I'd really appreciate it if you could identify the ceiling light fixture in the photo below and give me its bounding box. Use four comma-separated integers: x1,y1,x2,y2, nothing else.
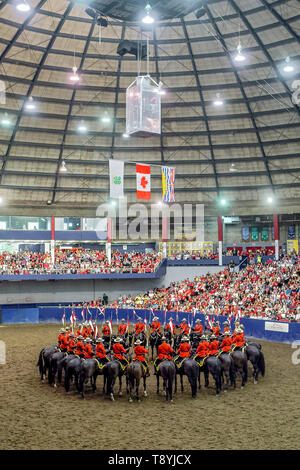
283,56,294,73
234,42,246,62
59,161,67,173
25,96,35,110
101,112,111,123
122,133,129,138
16,1,31,12
77,120,87,132
142,3,154,24
1,113,11,125
213,92,224,106
70,65,79,82
229,163,238,172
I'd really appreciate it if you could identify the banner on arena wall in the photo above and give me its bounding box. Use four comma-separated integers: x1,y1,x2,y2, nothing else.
261,227,269,241
136,164,151,200
287,240,298,254
109,159,124,198
162,166,175,202
288,225,296,240
242,226,250,241
265,322,289,333
251,227,259,241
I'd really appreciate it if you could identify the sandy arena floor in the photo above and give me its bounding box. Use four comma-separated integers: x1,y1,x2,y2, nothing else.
0,324,299,450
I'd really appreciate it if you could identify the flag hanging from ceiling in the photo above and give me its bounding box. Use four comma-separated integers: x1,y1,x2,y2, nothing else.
109,159,124,198
162,166,175,202
136,164,151,200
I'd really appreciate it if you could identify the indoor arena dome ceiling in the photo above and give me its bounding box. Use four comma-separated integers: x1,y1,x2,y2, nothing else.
0,0,299,216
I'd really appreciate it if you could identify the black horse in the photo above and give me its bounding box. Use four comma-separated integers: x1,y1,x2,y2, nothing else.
217,352,236,390
231,349,248,388
64,356,82,393
79,358,107,398
174,358,199,399
104,359,128,401
155,360,176,402
195,354,224,395
48,350,66,387
126,361,148,402
133,331,147,348
36,345,57,380
245,344,265,383
149,331,162,360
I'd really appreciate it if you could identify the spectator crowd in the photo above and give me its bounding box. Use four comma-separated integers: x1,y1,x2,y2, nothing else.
0,249,163,275
113,255,299,322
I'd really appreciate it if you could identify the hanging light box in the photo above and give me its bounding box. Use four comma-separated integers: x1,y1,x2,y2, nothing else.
126,75,161,137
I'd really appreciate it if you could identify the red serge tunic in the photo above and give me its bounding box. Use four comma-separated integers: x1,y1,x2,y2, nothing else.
135,322,145,334
134,345,149,362
96,343,107,359
112,343,127,360
177,342,191,358
196,341,210,357
157,343,173,360
118,324,127,336
220,336,232,352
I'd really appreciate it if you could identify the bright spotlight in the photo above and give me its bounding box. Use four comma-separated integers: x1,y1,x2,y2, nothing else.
16,1,31,12
70,66,80,82
234,43,246,62
1,113,11,126
77,120,87,132
25,97,35,110
283,57,294,73
122,133,129,138
142,3,154,24
213,93,224,106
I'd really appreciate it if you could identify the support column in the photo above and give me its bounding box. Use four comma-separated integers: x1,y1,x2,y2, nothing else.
106,217,112,264
273,214,279,260
218,216,223,266
162,217,167,258
51,216,55,266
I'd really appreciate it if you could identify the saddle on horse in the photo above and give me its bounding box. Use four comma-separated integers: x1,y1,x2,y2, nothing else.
174,356,189,369
95,357,109,370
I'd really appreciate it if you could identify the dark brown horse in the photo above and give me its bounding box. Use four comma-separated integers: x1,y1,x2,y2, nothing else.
155,360,176,402
126,361,148,402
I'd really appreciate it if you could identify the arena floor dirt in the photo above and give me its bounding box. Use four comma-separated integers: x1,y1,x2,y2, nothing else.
0,324,299,450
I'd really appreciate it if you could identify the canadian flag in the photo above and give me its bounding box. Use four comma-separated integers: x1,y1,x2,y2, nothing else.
136,164,151,200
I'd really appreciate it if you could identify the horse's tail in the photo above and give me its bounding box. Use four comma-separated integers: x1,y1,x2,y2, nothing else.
258,351,265,377
48,357,55,385
79,367,86,394
167,368,174,400
37,349,44,376
64,364,72,392
229,358,236,385
243,355,248,383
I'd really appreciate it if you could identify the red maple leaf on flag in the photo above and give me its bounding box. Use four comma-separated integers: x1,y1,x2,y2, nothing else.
140,176,148,189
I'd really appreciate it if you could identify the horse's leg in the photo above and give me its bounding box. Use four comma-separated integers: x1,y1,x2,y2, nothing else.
143,376,147,398
103,374,106,395
204,364,209,388
174,373,177,394
118,374,123,396
156,374,160,394
198,367,201,390
135,378,140,402
180,373,184,393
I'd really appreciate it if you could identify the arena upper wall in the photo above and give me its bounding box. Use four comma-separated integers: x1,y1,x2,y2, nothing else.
0,265,224,306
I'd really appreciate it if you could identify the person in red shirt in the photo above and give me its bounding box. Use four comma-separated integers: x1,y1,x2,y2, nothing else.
219,331,232,353
222,321,231,335
208,335,219,356
57,328,65,348
133,339,150,376
193,319,203,335
232,328,245,351
67,333,76,354
135,317,145,335
75,335,85,358
118,319,128,337
174,336,191,368
102,321,111,337
112,337,128,370
95,337,109,368
154,336,174,373
212,321,220,337
178,319,189,336
84,337,94,359
194,335,210,364
151,317,161,334
165,317,176,336
59,331,69,353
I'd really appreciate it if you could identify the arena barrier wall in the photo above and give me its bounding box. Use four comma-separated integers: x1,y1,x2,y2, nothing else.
1,307,299,343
